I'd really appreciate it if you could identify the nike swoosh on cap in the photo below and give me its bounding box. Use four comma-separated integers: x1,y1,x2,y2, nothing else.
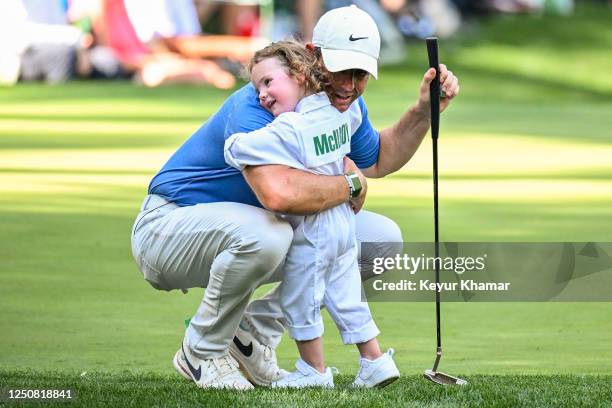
232,336,254,357
182,344,202,381
349,34,369,41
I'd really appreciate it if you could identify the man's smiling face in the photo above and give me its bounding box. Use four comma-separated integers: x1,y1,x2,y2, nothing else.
326,69,370,112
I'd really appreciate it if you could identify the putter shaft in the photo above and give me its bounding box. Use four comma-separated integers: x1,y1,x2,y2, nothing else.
423,37,467,386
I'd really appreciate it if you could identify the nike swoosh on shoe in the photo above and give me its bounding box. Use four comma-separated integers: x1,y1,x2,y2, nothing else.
182,344,202,381
232,336,253,357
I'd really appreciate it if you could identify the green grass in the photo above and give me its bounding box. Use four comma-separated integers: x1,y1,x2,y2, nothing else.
2,371,611,408
1,3,612,406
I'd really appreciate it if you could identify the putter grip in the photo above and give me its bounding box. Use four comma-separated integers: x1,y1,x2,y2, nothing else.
426,37,440,140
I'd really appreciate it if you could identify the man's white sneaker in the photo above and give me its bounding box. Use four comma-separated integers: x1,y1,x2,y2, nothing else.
173,349,192,381
271,359,337,388
352,348,400,388
229,320,289,386
173,341,254,390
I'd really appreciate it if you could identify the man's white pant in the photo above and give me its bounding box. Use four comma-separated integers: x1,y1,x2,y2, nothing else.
131,194,402,358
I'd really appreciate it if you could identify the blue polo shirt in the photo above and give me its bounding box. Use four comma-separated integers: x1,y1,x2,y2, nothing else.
148,84,380,207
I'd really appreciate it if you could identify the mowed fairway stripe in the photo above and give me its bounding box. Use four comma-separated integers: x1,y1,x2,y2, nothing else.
368,179,612,202
399,133,612,176
0,148,172,171
0,119,196,136
2,174,610,204
2,130,610,204
0,103,208,117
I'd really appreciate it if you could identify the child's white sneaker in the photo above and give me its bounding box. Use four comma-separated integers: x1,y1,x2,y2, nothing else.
352,348,400,388
271,359,337,388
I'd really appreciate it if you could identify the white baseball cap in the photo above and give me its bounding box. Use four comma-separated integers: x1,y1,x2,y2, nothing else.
312,5,381,79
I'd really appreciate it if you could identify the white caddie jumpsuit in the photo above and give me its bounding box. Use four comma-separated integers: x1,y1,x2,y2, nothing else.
224,92,380,344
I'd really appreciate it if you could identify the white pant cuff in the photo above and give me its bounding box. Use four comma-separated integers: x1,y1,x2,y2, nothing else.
287,320,324,341
340,321,380,345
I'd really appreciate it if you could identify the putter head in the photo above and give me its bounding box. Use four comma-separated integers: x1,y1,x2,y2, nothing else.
423,369,467,386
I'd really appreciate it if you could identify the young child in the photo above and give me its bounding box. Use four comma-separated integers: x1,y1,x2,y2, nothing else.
224,41,399,388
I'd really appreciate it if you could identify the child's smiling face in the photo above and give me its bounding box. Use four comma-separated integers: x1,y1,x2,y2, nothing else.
251,57,305,117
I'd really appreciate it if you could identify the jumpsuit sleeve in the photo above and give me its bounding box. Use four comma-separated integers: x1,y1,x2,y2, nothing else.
224,112,306,171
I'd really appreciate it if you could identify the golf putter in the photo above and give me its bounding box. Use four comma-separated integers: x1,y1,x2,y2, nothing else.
423,37,467,386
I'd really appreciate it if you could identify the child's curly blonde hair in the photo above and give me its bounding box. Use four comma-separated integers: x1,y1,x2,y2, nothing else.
248,41,330,94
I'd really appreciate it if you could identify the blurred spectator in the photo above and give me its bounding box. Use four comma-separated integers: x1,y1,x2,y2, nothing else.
457,0,574,16
448,0,490,16
419,0,462,37
380,0,461,39
123,0,268,63
124,0,201,43
194,1,260,36
386,0,576,41
71,0,237,88
68,0,126,79
0,1,30,85
0,0,83,85
270,0,322,42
